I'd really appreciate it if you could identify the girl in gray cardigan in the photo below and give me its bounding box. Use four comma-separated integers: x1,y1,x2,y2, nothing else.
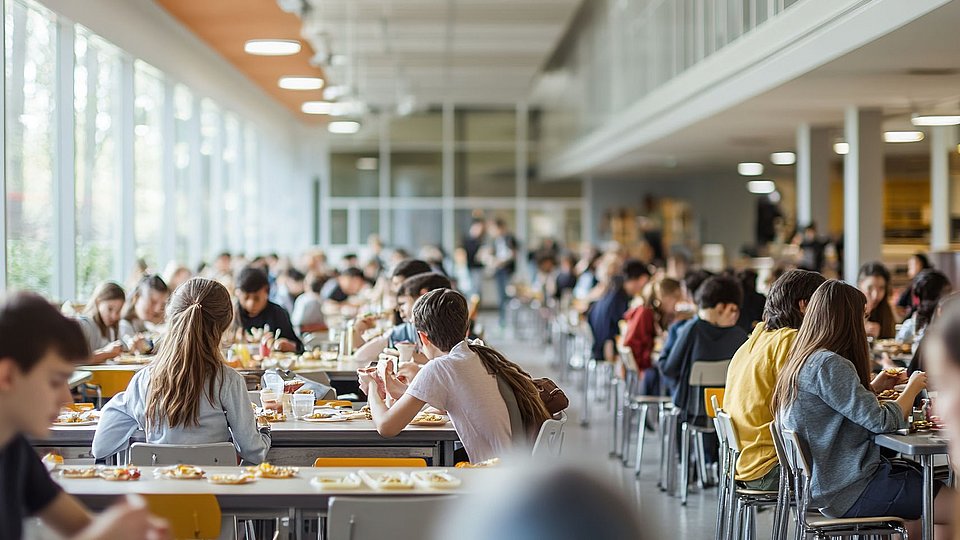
773,281,953,538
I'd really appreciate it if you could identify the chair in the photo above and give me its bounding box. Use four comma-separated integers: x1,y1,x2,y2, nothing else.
313,457,426,468
141,494,221,540
679,359,730,505
532,411,567,458
327,496,456,540
129,442,238,466
496,375,530,446
779,428,908,540
86,368,138,401
616,346,672,474
768,421,796,540
715,410,779,540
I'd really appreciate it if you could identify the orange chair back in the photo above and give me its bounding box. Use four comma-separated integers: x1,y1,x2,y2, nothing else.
704,388,725,418
313,457,427,468
141,494,221,539
87,369,138,398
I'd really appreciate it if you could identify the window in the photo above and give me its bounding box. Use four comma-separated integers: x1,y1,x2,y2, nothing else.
5,0,56,294
243,123,259,256
173,84,192,266
331,151,379,197
391,208,443,251
391,152,442,197
75,28,122,298
222,112,242,253
133,60,164,270
455,150,516,197
199,99,220,260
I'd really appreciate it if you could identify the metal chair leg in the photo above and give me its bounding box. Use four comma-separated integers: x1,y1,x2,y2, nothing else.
621,402,634,465
634,404,650,476
681,422,691,504
610,378,622,458
695,430,711,487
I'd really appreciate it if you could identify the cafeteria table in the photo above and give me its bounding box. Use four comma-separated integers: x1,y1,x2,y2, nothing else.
34,417,461,466
874,432,950,540
58,465,480,539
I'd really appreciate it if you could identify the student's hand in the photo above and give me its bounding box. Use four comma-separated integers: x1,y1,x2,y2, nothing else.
357,368,386,400
102,342,123,358
274,338,297,353
382,362,408,401
353,315,376,334
75,495,170,540
904,370,928,396
871,370,902,393
396,362,422,384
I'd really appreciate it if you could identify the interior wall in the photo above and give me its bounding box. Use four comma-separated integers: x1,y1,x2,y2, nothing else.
589,174,760,262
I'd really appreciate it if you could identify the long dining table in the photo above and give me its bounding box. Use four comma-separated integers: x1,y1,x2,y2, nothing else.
874,432,950,540
34,418,461,467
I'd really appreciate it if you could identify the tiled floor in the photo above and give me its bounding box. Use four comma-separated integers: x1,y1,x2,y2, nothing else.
484,320,776,540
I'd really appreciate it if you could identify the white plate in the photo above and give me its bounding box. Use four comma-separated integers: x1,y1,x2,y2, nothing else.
52,420,98,426
302,414,348,423
410,470,461,489
358,470,414,490
310,473,363,490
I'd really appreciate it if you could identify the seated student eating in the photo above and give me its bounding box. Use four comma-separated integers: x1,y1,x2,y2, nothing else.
234,266,302,353
75,282,127,364
0,292,168,540
359,288,549,462
93,278,271,464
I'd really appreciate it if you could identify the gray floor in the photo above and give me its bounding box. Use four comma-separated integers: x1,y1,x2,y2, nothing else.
484,319,777,540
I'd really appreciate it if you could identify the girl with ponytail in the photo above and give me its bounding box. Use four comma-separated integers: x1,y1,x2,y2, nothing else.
359,288,549,462
93,278,270,464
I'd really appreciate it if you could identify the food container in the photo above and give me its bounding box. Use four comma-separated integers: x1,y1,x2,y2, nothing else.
260,388,281,411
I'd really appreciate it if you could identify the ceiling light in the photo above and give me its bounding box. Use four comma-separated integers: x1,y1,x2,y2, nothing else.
737,162,764,176
770,152,796,166
328,121,360,134
834,142,849,155
278,77,324,90
244,39,301,56
747,180,776,194
323,85,348,100
301,101,335,115
884,131,925,143
356,157,378,170
301,101,361,116
911,114,960,126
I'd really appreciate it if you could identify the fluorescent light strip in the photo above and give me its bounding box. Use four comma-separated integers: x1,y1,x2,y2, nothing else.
747,180,776,194
737,162,764,176
884,131,925,143
244,39,301,56
279,77,324,90
912,114,960,127
770,152,796,166
328,121,360,134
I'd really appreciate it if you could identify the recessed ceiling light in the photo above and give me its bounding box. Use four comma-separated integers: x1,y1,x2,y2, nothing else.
301,101,359,116
770,152,796,166
747,180,776,194
302,101,335,115
737,162,764,176
244,39,301,56
911,114,960,126
834,142,850,155
278,77,324,90
884,131,925,143
328,121,360,134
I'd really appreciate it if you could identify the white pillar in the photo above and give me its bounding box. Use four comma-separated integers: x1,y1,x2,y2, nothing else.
118,55,136,283
54,19,76,301
795,124,831,232
930,125,956,252
843,107,884,284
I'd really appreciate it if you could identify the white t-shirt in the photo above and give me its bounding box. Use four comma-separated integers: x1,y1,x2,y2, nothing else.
405,341,512,462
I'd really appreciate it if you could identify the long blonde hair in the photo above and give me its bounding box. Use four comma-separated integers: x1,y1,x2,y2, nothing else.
145,277,233,430
771,280,872,415
83,282,125,339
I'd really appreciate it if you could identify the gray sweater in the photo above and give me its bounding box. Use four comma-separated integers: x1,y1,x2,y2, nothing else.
92,365,270,464
780,349,907,517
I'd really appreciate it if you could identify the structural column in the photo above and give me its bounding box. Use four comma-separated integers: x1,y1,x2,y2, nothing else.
843,107,884,283
930,125,956,252
795,124,831,232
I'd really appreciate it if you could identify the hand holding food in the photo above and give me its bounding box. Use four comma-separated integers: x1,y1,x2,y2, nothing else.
905,370,928,394
274,338,297,353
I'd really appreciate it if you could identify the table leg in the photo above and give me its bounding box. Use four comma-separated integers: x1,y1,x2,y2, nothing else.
441,441,455,467
921,454,934,540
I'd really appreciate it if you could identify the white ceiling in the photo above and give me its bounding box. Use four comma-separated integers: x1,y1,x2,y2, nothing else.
297,0,582,109
591,0,960,178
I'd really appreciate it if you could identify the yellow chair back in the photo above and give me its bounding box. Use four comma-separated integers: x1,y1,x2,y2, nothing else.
87,369,138,398
313,457,427,468
704,388,725,418
141,494,221,539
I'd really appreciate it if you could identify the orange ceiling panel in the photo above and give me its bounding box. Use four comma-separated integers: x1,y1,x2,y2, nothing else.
156,0,324,124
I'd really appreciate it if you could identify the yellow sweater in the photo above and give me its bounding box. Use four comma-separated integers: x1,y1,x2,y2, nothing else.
725,324,797,481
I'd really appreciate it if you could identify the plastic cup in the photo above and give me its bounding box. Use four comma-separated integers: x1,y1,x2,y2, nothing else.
292,392,315,419
260,388,281,411
396,342,416,364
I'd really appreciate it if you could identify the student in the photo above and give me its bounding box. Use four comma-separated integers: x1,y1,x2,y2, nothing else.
858,262,896,339
622,278,683,374
0,292,169,540
319,267,368,304
587,260,650,362
359,288,549,462
926,296,960,484
275,268,306,315
76,282,126,364
773,280,954,537
234,266,302,353
896,269,951,347
660,275,747,423
354,272,452,363
895,252,932,319
724,269,825,490
94,278,271,464
290,272,327,336
735,269,766,333
119,274,170,353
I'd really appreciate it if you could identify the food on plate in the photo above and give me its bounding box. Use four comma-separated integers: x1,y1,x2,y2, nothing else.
305,411,335,420
59,466,100,479
876,389,901,400
247,462,298,479
256,410,286,423
208,474,255,485
411,412,448,425
411,470,462,489
53,410,99,425
62,403,95,412
359,470,414,490
345,410,372,421
41,453,64,470
455,458,501,468
100,467,141,481
310,473,362,490
883,367,907,376
156,464,205,479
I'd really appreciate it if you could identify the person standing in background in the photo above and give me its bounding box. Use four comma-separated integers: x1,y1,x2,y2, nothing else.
462,219,486,302
488,218,517,328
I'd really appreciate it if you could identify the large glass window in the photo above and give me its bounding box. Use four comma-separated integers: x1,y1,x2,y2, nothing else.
222,112,242,253
173,84,192,266
5,0,56,294
391,208,443,251
75,29,121,298
243,123,259,256
454,150,516,197
455,109,516,143
133,60,164,270
389,110,443,146
200,99,220,260
331,151,379,197
391,152,442,197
